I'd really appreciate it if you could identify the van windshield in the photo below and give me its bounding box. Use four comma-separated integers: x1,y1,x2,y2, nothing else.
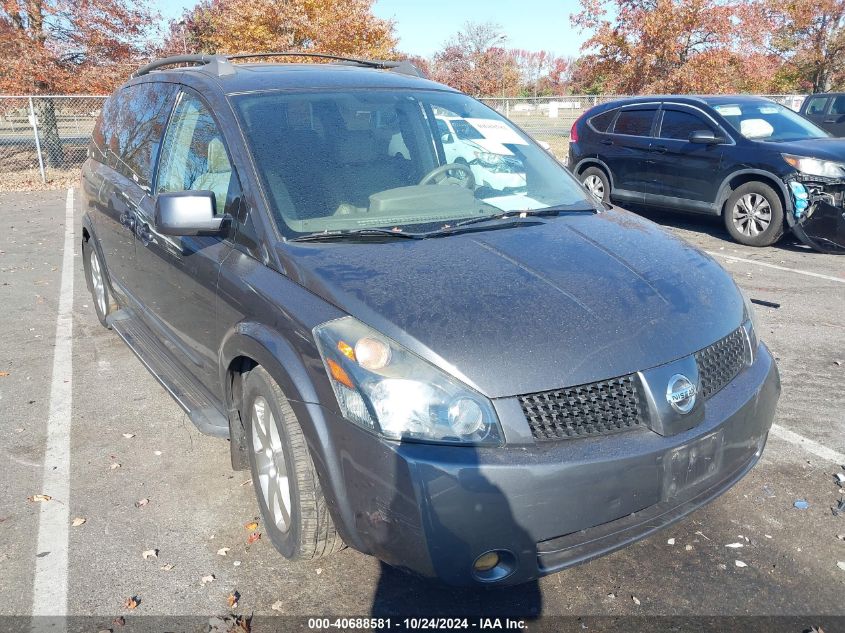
232,89,592,238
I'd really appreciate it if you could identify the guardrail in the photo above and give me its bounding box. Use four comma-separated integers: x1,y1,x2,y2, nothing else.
0,93,807,184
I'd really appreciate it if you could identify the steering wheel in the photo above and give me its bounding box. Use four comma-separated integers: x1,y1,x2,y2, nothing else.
418,162,475,189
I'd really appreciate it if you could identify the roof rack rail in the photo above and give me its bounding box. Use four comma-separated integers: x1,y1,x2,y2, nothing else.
130,54,236,79
131,51,425,79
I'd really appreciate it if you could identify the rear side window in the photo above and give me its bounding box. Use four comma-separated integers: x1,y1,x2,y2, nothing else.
659,109,713,140
613,109,656,136
589,110,616,132
93,82,178,190
805,96,829,115
831,96,845,115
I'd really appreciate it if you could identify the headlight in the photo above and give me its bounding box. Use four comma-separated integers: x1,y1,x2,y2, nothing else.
314,317,502,445
782,154,845,179
739,288,760,364
474,150,504,167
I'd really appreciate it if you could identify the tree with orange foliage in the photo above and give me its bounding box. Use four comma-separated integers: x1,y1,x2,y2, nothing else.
165,0,396,59
570,0,786,94
0,0,157,166
756,0,845,93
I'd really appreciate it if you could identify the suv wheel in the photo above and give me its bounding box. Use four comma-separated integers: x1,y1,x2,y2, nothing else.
83,238,113,328
724,182,784,247
580,167,610,203
243,366,344,560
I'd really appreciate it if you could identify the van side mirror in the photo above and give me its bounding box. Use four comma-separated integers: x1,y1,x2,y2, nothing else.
688,129,723,144
154,191,225,236
441,132,454,144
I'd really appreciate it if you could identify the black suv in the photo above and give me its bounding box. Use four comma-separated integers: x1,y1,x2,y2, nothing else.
81,55,780,586
569,95,845,253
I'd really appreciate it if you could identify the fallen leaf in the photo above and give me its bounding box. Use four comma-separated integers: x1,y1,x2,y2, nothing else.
725,543,744,549
666,538,675,545
153,450,162,456
837,534,845,541
233,560,241,567
202,574,216,584
27,494,51,502
837,561,845,572
246,532,261,545
71,517,86,527
122,596,139,610
316,568,322,575
109,463,121,470
684,544,693,551
244,521,258,531
227,591,240,608
271,600,284,612
0,371,9,377
160,563,175,571
217,547,230,556
113,615,125,627
122,433,135,439
735,560,747,568
141,549,158,560
632,595,640,605
135,498,149,508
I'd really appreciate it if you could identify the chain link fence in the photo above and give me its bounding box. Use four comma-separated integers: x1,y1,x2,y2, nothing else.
0,95,106,185
0,93,807,185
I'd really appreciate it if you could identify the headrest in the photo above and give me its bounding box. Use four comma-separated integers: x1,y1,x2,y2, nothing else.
740,118,774,139
335,131,380,165
207,138,230,173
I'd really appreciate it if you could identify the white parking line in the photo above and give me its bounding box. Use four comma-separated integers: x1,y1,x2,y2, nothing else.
770,424,845,466
706,251,845,284
31,188,74,624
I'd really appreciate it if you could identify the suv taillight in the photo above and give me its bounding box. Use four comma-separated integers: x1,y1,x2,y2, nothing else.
570,118,580,143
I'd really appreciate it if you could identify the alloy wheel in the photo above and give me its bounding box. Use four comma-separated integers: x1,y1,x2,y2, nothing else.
732,193,772,237
89,248,107,316
583,174,605,200
251,396,292,533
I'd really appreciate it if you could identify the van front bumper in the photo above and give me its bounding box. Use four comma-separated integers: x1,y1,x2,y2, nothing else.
294,343,780,586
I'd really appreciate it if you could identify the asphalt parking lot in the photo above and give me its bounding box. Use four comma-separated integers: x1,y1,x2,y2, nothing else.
1,189,844,631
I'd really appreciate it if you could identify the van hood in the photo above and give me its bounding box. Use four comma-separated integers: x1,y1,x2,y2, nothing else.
279,209,744,399
764,137,845,162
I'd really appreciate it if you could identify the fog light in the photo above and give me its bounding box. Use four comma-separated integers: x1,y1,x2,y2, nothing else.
473,551,500,572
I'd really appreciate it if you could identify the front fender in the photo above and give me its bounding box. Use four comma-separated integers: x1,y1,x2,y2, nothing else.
217,321,365,550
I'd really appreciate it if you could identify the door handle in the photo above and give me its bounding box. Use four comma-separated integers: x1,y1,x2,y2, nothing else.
824,118,837,123
650,145,668,154
119,212,136,231
600,139,613,145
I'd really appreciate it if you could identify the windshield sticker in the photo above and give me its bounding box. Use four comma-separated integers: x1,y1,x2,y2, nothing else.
464,118,529,145
482,194,547,211
759,106,779,114
713,105,742,116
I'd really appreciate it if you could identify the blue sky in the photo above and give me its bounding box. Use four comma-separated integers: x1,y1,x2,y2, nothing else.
153,0,588,58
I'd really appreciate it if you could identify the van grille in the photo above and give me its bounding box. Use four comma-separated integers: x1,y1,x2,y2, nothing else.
519,375,644,441
520,327,747,442
695,327,747,400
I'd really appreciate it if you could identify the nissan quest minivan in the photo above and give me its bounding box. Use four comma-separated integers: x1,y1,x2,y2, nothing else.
80,53,780,586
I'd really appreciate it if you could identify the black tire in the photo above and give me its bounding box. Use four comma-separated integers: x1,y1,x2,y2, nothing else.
243,366,344,560
82,238,114,329
580,166,610,203
723,182,785,247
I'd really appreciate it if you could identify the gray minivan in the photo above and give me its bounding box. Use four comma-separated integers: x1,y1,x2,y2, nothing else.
81,53,780,586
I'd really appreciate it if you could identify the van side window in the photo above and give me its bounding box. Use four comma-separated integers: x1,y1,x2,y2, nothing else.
613,109,656,136
93,83,177,189
156,91,242,217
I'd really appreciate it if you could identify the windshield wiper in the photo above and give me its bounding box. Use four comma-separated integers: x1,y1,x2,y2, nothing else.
290,228,423,242
426,204,597,236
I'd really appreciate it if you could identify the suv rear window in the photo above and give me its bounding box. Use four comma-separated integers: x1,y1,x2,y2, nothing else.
831,96,845,115
589,110,616,132
613,109,655,136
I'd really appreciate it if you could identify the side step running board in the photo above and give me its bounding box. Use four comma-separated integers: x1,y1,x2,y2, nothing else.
108,309,230,438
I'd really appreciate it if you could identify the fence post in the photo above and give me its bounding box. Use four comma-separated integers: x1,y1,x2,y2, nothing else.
28,96,46,184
